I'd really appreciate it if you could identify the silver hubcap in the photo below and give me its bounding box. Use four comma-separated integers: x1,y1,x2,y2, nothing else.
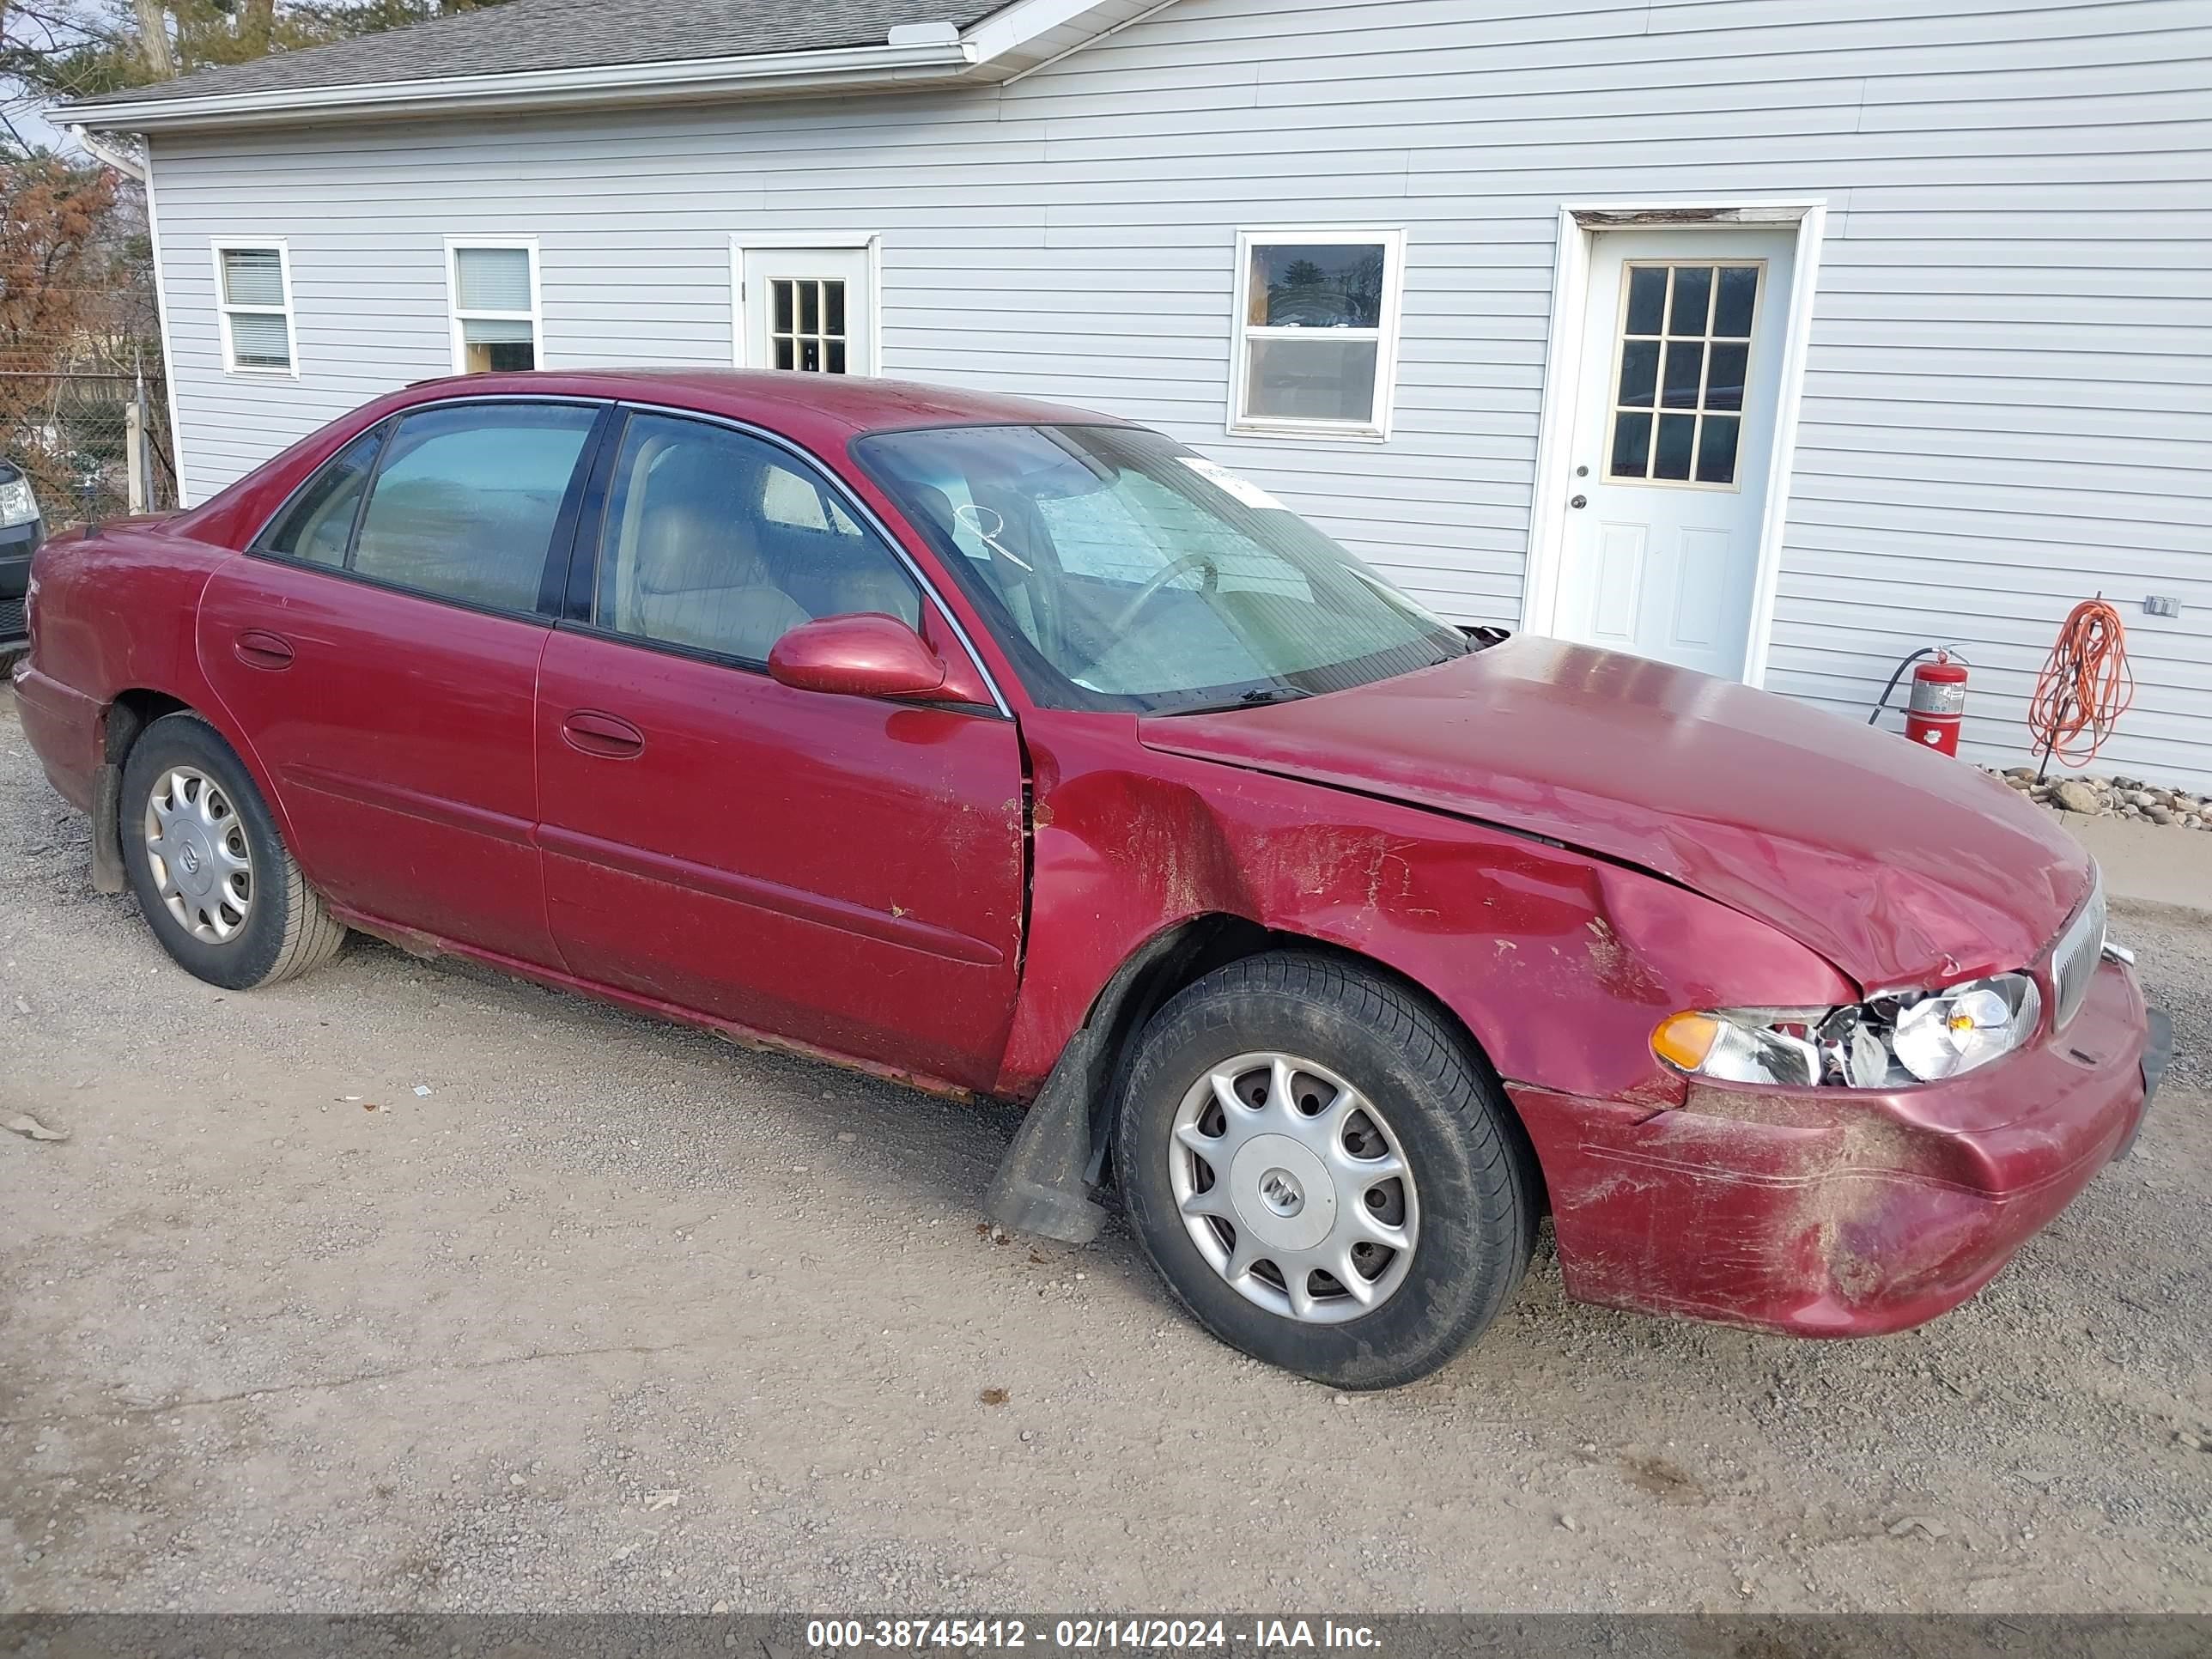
143,766,253,945
1169,1052,1419,1324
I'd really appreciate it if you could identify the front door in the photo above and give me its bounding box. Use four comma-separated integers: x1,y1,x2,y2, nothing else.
533,410,1023,1091
1553,228,1795,680
742,246,874,375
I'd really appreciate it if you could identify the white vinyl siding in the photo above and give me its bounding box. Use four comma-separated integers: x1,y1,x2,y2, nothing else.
148,0,2212,789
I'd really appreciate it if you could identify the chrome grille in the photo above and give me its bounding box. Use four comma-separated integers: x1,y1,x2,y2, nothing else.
2050,871,2106,1030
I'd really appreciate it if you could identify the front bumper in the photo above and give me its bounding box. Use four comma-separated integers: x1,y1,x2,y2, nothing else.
1510,956,2156,1337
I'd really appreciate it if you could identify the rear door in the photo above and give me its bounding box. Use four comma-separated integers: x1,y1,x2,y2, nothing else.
532,408,1024,1090
198,399,605,964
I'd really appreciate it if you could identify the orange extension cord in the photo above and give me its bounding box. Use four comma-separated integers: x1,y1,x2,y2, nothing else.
2027,598,2136,773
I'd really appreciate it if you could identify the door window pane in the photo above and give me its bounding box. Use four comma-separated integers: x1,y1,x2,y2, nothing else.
351,404,595,611
1624,266,1667,337
1696,416,1741,484
1609,411,1653,480
1705,342,1749,413
1604,261,1762,488
258,428,386,566
594,414,918,663
1713,267,1759,338
1661,340,1705,410
1616,338,1659,409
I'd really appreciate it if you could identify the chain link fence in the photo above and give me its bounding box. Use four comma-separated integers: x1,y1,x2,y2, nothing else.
0,352,176,530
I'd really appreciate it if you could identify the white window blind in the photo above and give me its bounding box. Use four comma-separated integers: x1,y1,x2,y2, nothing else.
220,247,285,307
454,246,532,313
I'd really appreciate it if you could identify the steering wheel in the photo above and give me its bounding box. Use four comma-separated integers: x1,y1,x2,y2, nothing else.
1106,551,1220,635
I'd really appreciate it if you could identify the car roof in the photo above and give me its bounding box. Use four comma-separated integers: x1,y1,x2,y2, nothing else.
402,368,1133,441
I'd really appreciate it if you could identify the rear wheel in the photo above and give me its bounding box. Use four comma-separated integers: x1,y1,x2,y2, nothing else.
1115,951,1536,1389
120,713,344,989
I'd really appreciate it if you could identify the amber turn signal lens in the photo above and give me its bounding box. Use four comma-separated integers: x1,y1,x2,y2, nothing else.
1651,1012,1723,1071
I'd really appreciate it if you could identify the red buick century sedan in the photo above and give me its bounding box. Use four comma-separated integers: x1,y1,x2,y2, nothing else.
15,371,2168,1389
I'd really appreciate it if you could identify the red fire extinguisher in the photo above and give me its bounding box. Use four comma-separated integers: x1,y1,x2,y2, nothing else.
1868,647,1971,756
1904,654,1970,756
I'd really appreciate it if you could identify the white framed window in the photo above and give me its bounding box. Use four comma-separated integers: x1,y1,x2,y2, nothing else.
212,240,296,376
445,238,542,374
1228,228,1407,441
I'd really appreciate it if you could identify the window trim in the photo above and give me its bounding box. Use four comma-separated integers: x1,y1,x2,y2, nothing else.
211,237,298,379
1227,226,1407,444
445,236,545,374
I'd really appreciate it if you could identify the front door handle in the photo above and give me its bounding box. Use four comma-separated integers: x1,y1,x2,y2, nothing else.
561,709,646,760
234,629,295,670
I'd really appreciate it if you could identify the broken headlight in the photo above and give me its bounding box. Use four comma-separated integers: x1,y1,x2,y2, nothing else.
1652,974,2042,1090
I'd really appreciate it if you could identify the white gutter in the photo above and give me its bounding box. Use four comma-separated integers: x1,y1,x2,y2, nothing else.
58,37,978,132
70,125,147,179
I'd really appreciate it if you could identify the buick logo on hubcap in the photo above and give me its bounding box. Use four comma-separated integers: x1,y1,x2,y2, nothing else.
178,843,201,875
1258,1169,1304,1218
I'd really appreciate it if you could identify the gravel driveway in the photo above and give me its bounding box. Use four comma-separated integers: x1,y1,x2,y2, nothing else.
3,681,2207,1614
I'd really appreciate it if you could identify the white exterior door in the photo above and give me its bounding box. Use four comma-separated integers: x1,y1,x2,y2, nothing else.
1553,228,1794,680
742,246,874,375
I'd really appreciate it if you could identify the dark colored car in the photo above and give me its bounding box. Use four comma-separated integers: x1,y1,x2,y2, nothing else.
12,371,2168,1389
0,459,43,645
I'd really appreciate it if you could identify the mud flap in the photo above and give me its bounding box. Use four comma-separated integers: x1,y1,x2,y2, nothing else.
89,761,125,894
982,1024,1110,1245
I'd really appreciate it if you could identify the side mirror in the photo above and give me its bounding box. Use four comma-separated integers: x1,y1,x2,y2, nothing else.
768,612,948,701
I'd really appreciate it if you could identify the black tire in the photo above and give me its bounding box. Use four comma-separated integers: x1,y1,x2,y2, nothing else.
119,711,344,990
1115,951,1536,1389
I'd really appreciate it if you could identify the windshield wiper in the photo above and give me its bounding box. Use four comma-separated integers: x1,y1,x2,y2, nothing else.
1237,685,1313,705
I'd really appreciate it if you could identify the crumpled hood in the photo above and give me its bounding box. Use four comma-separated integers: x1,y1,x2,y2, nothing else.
1140,635,2093,991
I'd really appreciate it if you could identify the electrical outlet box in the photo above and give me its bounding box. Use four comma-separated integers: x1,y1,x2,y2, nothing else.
2145,595,2182,618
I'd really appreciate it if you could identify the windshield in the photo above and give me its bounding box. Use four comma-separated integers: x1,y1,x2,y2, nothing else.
852,423,1469,714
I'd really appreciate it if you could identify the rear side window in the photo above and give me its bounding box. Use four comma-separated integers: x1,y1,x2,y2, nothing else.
349,404,597,611
257,427,386,566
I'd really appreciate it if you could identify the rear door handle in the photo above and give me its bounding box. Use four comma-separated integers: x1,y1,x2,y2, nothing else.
234,629,295,670
561,709,646,759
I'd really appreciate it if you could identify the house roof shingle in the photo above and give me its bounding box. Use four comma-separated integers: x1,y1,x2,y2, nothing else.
64,0,1009,112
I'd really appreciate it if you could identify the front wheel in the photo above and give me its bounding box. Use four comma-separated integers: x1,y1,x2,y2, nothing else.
120,712,345,989
1115,951,1537,1389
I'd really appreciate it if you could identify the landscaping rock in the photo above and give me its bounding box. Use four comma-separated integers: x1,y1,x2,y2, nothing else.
2053,781,2104,815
